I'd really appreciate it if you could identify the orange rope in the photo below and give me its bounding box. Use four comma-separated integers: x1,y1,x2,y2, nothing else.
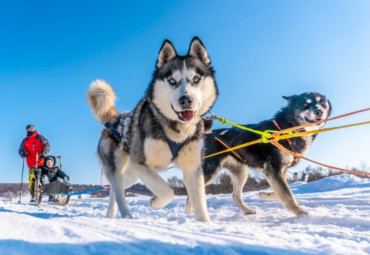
270,140,370,176
272,120,292,147
214,136,246,162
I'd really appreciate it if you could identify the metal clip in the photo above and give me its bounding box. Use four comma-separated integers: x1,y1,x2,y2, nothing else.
203,112,218,121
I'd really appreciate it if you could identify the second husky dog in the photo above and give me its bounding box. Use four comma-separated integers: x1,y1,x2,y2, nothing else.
186,92,331,217
88,37,218,222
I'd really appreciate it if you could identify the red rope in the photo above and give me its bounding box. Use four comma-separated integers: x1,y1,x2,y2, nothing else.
100,169,110,189
273,107,370,137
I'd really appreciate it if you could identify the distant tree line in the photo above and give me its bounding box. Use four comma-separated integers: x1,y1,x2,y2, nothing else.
0,183,152,200
69,184,152,198
1,164,368,199
167,173,270,196
167,164,370,195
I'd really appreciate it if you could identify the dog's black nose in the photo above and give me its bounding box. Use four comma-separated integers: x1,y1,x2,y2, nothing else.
179,96,192,109
314,109,323,117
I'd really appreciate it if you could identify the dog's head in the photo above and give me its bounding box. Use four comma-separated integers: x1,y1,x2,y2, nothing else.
148,37,218,124
283,92,332,129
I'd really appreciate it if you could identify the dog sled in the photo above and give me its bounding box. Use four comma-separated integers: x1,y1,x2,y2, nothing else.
33,155,72,206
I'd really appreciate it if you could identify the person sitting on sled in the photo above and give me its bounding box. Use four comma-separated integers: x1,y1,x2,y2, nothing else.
40,156,71,186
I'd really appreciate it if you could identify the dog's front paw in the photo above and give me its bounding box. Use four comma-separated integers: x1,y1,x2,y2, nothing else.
294,207,308,217
258,191,278,200
242,207,257,215
150,191,175,209
150,196,159,208
195,214,211,222
106,210,116,219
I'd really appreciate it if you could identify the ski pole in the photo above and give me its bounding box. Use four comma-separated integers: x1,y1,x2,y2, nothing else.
18,158,25,203
35,153,39,169
59,155,63,171
34,153,40,202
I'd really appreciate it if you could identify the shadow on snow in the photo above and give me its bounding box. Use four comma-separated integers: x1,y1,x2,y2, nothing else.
0,239,316,255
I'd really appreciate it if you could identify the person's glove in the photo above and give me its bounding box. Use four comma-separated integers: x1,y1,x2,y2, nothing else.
47,169,57,180
20,151,28,158
39,153,46,158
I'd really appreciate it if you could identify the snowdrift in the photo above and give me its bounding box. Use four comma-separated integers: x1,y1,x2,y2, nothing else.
0,174,369,255
290,174,370,194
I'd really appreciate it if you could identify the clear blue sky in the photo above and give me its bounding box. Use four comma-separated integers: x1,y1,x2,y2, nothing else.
1,1,369,184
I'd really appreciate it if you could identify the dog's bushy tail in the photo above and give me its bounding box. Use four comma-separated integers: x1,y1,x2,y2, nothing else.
87,79,119,124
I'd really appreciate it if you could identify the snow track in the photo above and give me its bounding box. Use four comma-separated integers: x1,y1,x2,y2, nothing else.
1,174,369,255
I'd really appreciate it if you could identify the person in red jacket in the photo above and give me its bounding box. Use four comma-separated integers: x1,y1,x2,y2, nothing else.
18,124,50,202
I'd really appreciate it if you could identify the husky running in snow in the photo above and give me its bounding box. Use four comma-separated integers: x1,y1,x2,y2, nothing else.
88,37,218,222
186,92,331,217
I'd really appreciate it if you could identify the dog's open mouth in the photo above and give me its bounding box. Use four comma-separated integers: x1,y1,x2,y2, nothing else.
179,110,195,121
305,117,321,123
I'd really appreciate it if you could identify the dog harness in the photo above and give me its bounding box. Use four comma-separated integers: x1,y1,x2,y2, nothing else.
104,121,123,141
214,134,246,162
105,115,185,161
104,112,132,150
213,129,247,163
164,136,186,161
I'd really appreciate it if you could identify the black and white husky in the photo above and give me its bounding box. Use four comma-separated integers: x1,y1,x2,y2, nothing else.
87,37,218,222
186,92,331,217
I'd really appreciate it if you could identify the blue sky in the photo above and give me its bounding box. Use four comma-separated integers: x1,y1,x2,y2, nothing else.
1,1,369,184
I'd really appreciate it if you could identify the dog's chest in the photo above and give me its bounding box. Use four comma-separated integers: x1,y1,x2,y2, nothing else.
296,133,314,155
283,135,313,166
143,138,173,170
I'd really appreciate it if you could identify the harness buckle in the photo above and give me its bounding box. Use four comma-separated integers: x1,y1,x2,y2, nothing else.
204,112,218,121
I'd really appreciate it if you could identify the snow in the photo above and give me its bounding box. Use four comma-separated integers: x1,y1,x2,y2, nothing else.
1,174,369,255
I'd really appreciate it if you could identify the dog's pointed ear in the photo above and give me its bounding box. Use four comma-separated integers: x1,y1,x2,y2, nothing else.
157,39,177,68
327,100,332,117
188,36,211,65
282,95,297,103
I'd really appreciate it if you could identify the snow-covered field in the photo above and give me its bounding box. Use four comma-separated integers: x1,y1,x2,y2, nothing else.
0,174,369,255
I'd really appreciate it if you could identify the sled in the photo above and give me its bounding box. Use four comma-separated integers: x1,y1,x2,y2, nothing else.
33,155,72,206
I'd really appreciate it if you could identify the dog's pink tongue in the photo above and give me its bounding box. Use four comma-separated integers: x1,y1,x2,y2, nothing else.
180,110,194,121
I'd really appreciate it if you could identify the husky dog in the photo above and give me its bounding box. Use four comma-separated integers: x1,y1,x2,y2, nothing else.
186,92,331,217
87,37,218,222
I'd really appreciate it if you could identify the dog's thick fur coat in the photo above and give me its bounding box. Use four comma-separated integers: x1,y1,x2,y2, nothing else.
88,37,218,222
186,92,331,217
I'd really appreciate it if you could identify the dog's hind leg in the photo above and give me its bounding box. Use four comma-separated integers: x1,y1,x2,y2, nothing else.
106,167,138,218
229,164,256,214
263,163,307,217
106,189,117,218
132,163,175,209
104,150,133,219
259,168,289,201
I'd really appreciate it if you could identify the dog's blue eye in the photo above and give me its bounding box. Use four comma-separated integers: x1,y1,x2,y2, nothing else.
193,76,200,84
168,78,176,85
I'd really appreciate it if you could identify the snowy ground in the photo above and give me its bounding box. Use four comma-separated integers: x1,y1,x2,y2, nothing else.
0,174,369,255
